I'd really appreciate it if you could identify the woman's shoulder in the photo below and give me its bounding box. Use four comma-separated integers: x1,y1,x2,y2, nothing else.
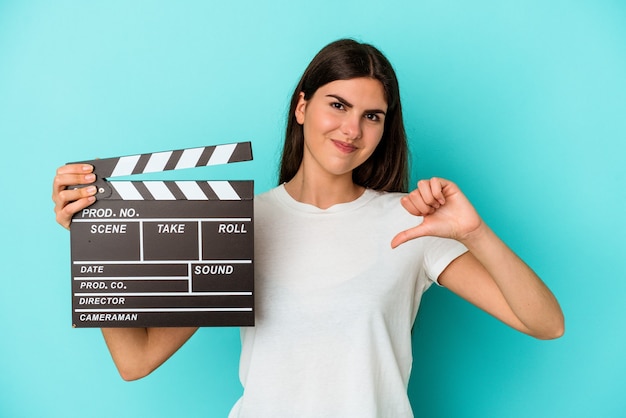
254,185,282,205
253,186,286,217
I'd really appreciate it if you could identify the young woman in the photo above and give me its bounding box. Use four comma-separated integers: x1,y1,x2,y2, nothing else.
52,39,564,417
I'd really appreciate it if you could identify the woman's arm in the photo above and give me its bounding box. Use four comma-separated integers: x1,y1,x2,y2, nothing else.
102,327,198,380
437,230,563,339
53,164,199,380
392,178,564,339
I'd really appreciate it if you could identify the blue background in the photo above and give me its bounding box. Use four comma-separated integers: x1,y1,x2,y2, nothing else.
1,1,625,417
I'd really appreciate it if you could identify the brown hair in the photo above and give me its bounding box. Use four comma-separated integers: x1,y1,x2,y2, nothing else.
278,39,409,192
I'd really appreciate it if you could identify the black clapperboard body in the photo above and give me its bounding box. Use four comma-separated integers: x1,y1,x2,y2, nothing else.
69,141,254,328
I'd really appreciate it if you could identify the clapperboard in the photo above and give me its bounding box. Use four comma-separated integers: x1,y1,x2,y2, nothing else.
69,141,254,328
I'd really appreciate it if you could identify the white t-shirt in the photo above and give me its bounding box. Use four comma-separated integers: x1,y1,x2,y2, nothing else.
229,185,467,418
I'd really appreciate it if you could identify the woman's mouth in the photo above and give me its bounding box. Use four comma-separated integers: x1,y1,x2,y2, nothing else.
331,140,357,153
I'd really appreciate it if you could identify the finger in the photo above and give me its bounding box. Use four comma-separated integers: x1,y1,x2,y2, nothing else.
416,179,440,209
54,188,96,222
429,177,446,205
52,174,96,204
403,189,436,216
52,171,96,199
391,224,430,249
400,195,421,216
54,164,94,186
53,170,96,189
57,163,93,174
401,195,433,217
55,195,96,229
54,185,97,208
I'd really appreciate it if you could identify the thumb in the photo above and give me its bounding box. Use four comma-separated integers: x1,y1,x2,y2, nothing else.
391,222,431,249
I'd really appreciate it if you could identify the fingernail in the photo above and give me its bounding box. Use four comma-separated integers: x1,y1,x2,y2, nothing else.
82,165,92,172
86,186,97,195
85,174,95,181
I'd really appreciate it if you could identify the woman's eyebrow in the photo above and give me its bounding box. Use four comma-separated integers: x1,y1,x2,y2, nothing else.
326,94,386,115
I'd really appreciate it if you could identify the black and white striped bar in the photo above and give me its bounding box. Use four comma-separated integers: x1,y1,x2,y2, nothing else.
73,141,252,180
107,180,252,201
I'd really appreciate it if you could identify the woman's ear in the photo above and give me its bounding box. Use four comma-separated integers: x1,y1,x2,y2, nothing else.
295,92,306,125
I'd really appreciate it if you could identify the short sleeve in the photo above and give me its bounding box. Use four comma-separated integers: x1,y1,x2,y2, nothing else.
422,236,468,286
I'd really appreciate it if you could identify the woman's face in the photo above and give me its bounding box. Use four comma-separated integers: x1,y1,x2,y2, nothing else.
295,77,387,181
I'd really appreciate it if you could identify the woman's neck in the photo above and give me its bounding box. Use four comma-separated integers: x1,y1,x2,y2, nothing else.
284,169,365,209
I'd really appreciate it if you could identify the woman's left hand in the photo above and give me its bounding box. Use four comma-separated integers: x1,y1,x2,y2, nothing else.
391,177,483,248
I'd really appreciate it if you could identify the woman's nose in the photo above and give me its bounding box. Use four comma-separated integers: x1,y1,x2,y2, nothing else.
341,114,362,140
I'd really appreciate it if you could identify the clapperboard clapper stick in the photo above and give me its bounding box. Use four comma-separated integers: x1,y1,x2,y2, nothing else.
68,141,254,328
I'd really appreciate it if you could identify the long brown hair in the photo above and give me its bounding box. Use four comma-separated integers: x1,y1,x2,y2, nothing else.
278,39,409,192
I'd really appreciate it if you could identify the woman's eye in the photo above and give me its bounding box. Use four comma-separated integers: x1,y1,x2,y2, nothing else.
365,113,380,122
331,102,345,110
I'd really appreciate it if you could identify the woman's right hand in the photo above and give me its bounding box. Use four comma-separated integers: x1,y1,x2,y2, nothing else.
52,163,98,229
